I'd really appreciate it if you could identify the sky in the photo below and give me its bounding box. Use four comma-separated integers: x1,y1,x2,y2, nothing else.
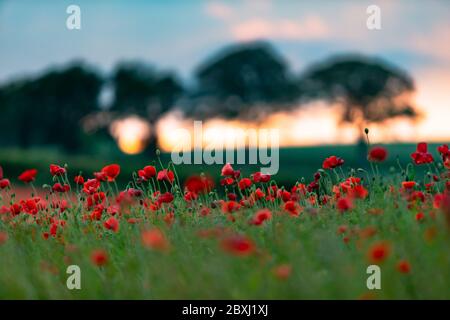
0,0,449,149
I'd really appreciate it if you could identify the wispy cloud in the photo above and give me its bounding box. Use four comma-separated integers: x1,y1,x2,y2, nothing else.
204,1,234,21
231,16,330,41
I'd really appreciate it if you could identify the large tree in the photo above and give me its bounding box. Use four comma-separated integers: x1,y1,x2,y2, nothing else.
111,62,183,119
298,54,417,140
190,42,298,121
111,62,184,151
0,64,102,151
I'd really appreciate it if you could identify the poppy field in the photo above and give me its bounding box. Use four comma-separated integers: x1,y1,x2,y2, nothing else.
0,142,450,299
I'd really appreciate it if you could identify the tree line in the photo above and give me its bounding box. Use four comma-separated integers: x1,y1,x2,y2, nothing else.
0,41,417,153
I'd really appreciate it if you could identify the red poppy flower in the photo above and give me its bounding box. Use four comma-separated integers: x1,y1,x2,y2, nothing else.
251,209,272,225
322,156,344,169
185,175,214,194
52,183,70,193
368,241,391,264
411,142,434,165
93,171,107,181
220,177,234,186
221,163,235,176
138,165,156,181
83,179,101,195
349,185,368,199
272,264,292,280
49,164,66,176
9,203,21,216
221,234,255,257
368,146,388,162
337,197,353,212
157,192,174,204
0,231,8,245
415,212,425,221
0,178,10,189
221,200,241,213
141,228,170,251
104,217,119,232
157,169,175,184
74,175,85,185
238,178,252,190
402,181,416,190
283,200,302,216
396,260,411,274
91,249,108,266
101,164,120,182
252,172,270,183
21,198,39,215
437,144,449,161
18,169,37,183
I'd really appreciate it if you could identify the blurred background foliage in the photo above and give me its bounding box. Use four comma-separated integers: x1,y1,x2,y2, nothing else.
0,41,434,186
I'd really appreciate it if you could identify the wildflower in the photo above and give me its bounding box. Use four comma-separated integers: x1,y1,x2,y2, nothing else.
251,209,272,226
52,183,70,193
74,175,85,185
337,197,353,212
220,177,234,186
221,163,235,176
221,200,241,214
49,164,66,176
402,181,416,190
437,144,449,161
138,165,156,181
0,231,8,245
185,175,214,194
415,212,425,222
322,156,344,169
252,172,270,183
91,249,108,266
283,201,302,216
220,234,255,256
101,164,120,182
18,169,37,183
104,217,119,232
83,179,101,195
200,207,211,216
368,146,388,162
411,142,434,165
141,228,170,251
272,264,292,280
157,192,174,204
0,178,10,189
396,260,411,274
157,169,175,184
368,241,391,264
94,171,108,181
238,178,252,190
10,203,21,216
348,185,368,199
21,198,39,215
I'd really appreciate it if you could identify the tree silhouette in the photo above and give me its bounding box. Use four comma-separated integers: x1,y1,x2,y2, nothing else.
0,63,102,151
298,54,417,140
111,61,184,151
112,62,183,118
190,42,298,121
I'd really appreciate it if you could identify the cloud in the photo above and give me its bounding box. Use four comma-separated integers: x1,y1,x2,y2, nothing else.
410,23,450,63
231,16,330,41
205,1,234,21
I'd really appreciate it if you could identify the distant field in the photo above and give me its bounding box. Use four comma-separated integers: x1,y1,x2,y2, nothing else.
0,143,447,188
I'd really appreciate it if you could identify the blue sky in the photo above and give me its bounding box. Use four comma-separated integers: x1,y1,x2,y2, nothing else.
0,0,449,82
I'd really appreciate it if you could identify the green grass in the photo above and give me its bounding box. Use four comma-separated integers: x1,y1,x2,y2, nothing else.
0,144,449,299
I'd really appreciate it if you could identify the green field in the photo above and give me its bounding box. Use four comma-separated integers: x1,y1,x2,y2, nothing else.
0,143,449,299
0,143,446,187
